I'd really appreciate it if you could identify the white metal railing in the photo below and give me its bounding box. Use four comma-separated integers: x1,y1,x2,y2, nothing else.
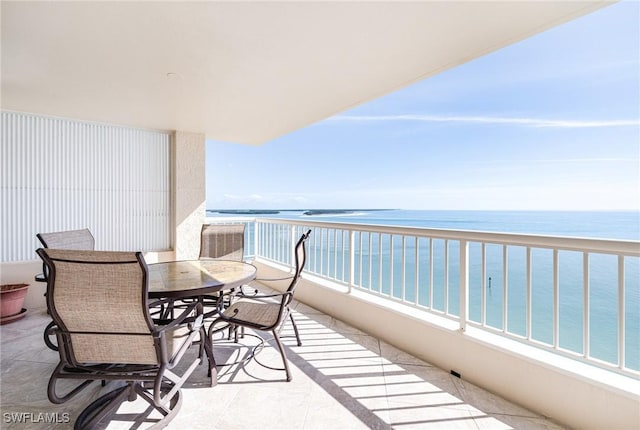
207,216,640,376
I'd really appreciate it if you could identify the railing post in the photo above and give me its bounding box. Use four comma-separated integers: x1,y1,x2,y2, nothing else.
553,249,559,349
291,225,297,272
349,230,355,294
583,252,590,359
253,219,259,260
618,254,625,369
459,240,469,332
526,247,532,340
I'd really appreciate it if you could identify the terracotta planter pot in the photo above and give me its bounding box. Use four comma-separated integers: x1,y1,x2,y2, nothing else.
0,284,29,323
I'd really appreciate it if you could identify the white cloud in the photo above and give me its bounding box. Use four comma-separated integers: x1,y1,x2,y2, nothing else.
222,193,264,201
529,157,638,163
328,114,640,128
292,196,310,203
215,193,311,209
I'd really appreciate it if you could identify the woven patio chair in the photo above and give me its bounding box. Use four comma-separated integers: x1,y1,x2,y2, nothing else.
37,248,207,430
199,223,245,261
207,229,311,381
36,228,95,351
37,228,95,251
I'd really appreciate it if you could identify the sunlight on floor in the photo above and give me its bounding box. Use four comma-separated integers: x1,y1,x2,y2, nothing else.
0,295,564,429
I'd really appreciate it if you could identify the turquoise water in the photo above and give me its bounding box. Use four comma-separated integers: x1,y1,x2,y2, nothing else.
209,210,640,371
272,209,639,240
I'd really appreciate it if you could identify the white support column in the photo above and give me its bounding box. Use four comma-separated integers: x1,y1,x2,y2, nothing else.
172,131,206,260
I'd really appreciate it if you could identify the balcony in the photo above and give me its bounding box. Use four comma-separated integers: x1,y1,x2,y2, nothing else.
1,3,637,428
209,216,640,429
2,293,564,429
0,216,637,429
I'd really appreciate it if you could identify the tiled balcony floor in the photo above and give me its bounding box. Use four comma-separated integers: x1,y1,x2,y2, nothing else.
0,292,566,429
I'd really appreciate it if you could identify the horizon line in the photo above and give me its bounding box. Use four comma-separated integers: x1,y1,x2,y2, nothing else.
207,208,639,212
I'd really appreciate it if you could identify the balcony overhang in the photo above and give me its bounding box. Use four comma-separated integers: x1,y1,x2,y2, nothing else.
1,1,611,145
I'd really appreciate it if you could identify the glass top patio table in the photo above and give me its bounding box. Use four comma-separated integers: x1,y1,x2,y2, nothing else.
148,259,256,386
148,259,257,299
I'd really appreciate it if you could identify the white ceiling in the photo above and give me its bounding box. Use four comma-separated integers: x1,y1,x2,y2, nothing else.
1,1,610,145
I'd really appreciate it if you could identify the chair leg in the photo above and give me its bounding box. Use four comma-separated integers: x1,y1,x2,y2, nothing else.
75,385,131,429
206,323,220,386
75,382,183,430
271,329,291,382
44,320,59,351
47,362,94,404
288,312,302,347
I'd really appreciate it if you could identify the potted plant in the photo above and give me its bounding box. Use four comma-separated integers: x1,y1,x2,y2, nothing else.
0,283,29,324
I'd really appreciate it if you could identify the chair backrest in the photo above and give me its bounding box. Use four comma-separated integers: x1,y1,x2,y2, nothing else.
36,228,96,281
36,248,159,366
285,229,312,299
36,228,95,250
199,224,245,261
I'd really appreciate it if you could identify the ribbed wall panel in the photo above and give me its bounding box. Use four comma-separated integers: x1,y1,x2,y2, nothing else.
1,111,172,262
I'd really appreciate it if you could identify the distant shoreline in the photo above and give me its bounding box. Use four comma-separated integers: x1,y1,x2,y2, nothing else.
302,209,385,216
205,209,637,240
303,209,351,216
208,209,393,216
213,209,281,215
207,209,638,214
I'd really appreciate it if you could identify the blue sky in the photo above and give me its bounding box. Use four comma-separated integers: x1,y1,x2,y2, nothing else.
207,1,639,211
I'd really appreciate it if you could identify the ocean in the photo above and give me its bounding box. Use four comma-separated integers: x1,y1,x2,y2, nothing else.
211,209,639,240
208,209,640,371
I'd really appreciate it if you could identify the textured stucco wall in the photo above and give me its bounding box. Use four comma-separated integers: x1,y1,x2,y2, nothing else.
173,131,206,260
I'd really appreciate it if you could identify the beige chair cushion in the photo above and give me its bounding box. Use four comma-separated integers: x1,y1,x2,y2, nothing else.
72,334,158,365
223,299,282,327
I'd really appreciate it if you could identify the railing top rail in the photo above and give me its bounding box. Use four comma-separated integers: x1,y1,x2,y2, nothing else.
253,217,640,256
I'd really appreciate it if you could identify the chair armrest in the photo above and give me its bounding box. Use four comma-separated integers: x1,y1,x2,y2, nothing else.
255,275,294,282
244,292,289,300
216,291,292,315
237,284,258,297
238,274,295,296
235,290,291,303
